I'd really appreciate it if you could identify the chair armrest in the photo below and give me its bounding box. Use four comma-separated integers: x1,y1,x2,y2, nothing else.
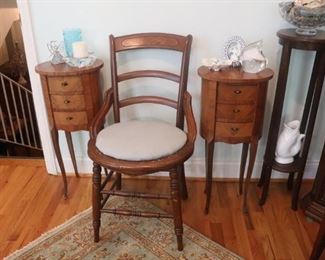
183,91,197,144
89,88,114,140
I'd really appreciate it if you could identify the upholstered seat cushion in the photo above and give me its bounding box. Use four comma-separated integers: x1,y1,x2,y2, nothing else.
95,120,187,161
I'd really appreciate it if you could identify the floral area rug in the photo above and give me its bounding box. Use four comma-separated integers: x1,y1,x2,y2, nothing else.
5,197,243,260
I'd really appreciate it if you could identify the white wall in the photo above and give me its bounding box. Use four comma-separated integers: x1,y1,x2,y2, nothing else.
28,0,325,179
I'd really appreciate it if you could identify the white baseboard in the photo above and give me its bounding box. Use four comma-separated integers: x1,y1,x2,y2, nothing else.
57,157,318,179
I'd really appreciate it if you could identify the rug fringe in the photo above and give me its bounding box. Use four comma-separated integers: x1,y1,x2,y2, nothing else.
4,207,92,260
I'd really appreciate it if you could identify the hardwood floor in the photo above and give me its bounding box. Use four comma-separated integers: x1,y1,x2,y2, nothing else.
0,159,320,259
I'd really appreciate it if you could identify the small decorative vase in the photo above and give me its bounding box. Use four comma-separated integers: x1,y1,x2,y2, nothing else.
63,28,82,57
240,40,267,73
275,120,305,164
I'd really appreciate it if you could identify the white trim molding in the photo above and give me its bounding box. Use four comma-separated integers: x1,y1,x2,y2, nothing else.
62,157,318,179
16,1,57,174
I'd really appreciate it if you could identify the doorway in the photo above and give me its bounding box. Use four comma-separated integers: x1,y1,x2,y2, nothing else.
0,0,43,157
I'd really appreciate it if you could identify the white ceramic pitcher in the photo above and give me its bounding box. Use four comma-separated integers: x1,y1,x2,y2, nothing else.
275,120,305,164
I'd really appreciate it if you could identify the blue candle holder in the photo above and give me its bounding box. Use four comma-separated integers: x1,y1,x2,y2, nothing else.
63,28,82,57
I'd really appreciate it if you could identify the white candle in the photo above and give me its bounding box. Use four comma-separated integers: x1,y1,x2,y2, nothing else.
72,41,88,59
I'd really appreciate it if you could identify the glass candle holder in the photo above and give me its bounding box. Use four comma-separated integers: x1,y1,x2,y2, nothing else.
63,28,82,57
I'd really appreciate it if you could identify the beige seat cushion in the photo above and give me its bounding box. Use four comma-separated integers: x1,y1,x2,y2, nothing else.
95,120,187,161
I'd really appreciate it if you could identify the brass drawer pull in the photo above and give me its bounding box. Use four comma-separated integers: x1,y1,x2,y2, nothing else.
234,90,242,94
64,99,71,104
233,108,240,113
61,81,69,87
231,127,239,133
66,116,73,121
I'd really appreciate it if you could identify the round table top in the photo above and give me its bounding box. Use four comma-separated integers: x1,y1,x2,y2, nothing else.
277,28,325,51
35,59,104,76
197,66,274,84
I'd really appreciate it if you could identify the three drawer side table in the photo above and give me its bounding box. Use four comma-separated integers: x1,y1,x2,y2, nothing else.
198,66,273,213
35,59,104,197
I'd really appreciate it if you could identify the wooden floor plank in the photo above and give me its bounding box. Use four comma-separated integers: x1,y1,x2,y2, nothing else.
0,160,320,259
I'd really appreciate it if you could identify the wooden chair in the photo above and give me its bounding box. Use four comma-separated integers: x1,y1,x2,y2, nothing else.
87,33,196,251
310,217,325,260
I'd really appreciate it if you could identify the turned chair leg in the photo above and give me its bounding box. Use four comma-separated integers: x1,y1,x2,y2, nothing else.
116,172,122,190
92,163,102,242
178,164,188,200
170,168,183,251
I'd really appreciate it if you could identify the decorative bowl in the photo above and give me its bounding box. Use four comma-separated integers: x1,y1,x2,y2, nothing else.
279,1,325,36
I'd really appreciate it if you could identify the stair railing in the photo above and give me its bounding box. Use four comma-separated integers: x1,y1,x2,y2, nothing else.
0,72,42,151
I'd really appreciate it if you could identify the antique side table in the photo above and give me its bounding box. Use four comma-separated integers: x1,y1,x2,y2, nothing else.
35,59,103,197
258,29,325,210
198,66,273,213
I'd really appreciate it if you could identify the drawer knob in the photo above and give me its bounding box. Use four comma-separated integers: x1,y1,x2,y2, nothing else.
61,81,69,87
234,90,242,94
66,116,73,121
231,127,239,133
64,99,71,104
233,108,240,113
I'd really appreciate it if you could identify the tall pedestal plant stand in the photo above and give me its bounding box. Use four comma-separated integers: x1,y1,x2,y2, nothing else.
258,29,325,210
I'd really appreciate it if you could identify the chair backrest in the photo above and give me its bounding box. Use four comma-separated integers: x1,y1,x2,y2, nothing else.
109,33,192,129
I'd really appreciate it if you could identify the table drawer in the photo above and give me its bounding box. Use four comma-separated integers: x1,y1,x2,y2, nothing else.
51,95,85,111
217,84,257,104
48,76,83,94
53,112,87,127
215,122,253,138
216,104,255,123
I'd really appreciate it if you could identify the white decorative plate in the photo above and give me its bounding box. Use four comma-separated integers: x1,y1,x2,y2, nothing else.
224,36,246,61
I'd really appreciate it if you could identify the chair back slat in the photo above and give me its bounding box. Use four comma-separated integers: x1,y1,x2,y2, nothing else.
119,96,177,109
114,33,188,52
118,70,180,83
110,33,192,127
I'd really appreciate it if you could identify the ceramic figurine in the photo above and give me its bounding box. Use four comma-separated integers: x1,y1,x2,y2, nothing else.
275,120,305,164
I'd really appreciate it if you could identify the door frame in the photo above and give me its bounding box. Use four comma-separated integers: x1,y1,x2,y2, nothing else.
17,0,57,174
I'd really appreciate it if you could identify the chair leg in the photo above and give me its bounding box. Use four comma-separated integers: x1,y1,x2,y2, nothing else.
170,168,183,251
310,217,325,260
178,164,188,200
92,163,102,242
116,172,122,190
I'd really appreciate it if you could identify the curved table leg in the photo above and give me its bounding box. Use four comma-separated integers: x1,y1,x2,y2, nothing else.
239,143,249,195
204,140,215,214
65,131,79,177
243,140,258,213
51,129,68,198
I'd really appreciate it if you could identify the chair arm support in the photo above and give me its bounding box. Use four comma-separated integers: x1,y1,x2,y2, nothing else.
183,91,197,144
89,88,114,140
